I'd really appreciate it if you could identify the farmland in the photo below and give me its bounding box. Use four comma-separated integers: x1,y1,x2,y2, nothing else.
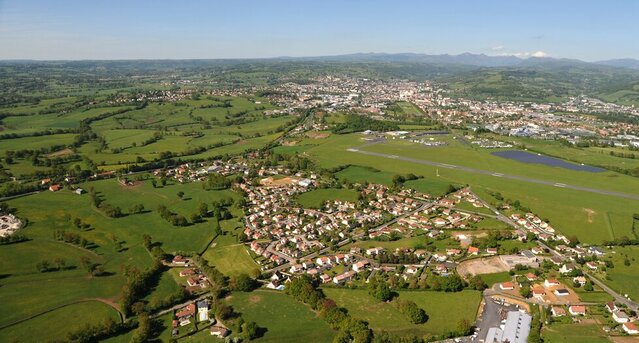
228,290,335,343
322,288,481,337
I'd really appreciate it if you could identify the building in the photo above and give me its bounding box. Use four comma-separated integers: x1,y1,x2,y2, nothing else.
623,323,639,335
569,305,586,316
613,310,630,323
197,301,210,322
500,282,515,291
484,311,531,343
210,326,230,337
551,306,566,317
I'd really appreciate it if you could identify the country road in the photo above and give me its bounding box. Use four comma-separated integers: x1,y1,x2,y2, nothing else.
346,147,639,201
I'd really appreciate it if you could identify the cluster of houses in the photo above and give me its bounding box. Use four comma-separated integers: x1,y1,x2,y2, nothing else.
510,212,570,244
242,180,423,270
154,160,251,184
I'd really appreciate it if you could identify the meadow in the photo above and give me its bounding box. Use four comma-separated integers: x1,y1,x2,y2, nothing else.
322,288,481,337
542,323,609,343
0,301,122,342
0,177,242,335
228,290,335,343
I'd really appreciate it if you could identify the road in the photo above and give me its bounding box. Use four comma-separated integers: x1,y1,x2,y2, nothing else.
346,148,639,201
585,271,638,312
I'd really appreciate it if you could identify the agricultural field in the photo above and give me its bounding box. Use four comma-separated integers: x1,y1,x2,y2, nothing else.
0,177,243,335
0,301,122,342
228,290,335,343
0,95,294,176
542,323,610,343
322,288,481,337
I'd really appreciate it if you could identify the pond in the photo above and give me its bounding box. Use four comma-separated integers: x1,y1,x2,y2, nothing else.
491,150,605,172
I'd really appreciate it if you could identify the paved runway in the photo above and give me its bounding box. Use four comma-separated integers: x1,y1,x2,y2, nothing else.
346,147,639,201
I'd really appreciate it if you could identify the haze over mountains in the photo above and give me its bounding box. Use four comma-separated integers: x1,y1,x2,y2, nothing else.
279,52,639,70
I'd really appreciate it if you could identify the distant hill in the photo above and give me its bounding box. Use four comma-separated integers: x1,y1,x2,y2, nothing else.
595,59,639,70
285,52,524,67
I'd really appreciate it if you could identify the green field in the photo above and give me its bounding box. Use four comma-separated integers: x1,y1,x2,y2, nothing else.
295,188,359,208
601,246,639,301
0,301,122,342
285,133,639,244
542,323,609,343
322,288,481,337
202,244,258,276
228,290,335,343
0,177,241,332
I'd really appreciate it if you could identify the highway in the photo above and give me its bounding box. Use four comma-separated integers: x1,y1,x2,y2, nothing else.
347,147,639,201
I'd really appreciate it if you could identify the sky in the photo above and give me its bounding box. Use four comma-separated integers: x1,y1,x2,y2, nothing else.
0,0,638,61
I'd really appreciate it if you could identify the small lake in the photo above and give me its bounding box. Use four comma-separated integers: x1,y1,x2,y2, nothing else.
491,150,605,173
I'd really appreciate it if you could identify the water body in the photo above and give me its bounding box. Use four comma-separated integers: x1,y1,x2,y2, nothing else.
491,150,605,173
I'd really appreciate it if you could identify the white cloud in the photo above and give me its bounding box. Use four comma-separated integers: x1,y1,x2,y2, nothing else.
496,50,549,58
491,45,504,51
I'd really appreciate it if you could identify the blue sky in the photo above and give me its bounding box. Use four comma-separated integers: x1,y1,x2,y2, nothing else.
0,0,637,61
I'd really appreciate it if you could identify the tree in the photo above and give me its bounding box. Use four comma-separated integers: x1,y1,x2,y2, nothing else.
242,321,259,340
519,286,532,298
198,202,209,217
151,179,157,188
397,300,428,324
53,257,66,270
177,191,185,199
36,259,50,272
584,281,594,291
368,280,393,302
142,234,152,250
230,273,259,292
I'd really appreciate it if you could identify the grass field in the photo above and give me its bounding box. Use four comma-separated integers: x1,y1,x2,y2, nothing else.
542,323,610,343
202,244,258,276
479,272,512,286
1,177,242,332
228,290,335,343
288,133,639,244
295,188,359,208
322,288,481,337
0,301,122,342
601,246,639,301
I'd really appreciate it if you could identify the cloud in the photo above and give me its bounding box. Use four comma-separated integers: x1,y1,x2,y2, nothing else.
496,50,549,58
491,45,504,51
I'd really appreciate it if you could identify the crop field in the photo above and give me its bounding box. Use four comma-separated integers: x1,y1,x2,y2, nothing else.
295,188,359,208
322,288,481,337
228,290,335,343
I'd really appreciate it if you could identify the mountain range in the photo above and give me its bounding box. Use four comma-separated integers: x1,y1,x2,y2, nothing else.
278,52,639,70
